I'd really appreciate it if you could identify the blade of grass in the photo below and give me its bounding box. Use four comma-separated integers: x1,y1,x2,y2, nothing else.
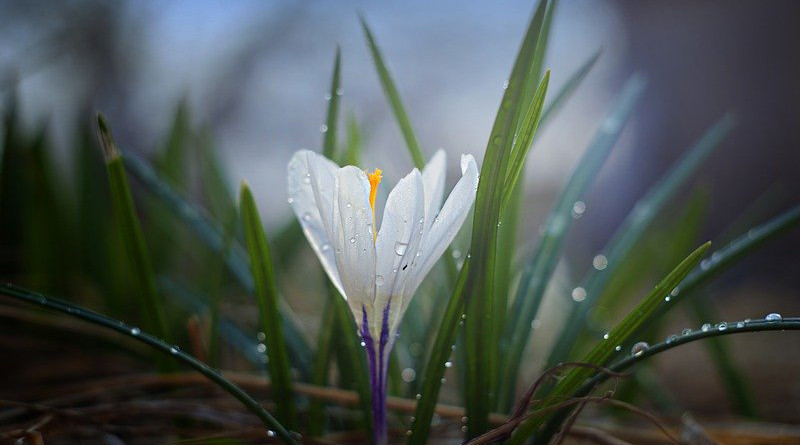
508,242,711,444
407,256,470,445
344,113,363,166
538,315,800,441
0,283,298,445
546,113,736,368
96,116,173,370
307,296,337,436
240,182,298,429
360,17,425,168
497,76,646,411
120,150,313,373
323,48,342,159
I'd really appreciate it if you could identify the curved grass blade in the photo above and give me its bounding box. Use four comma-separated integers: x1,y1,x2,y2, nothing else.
360,17,425,168
497,76,646,411
0,283,299,445
323,48,342,159
97,116,173,366
536,316,800,441
407,257,470,445
546,113,736,368
120,150,313,374
508,242,710,444
344,113,363,166
240,182,297,429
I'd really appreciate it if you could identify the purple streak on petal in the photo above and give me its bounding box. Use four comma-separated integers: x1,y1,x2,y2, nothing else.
360,301,394,445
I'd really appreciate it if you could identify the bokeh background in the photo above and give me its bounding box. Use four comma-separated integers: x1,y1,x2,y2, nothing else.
2,0,799,429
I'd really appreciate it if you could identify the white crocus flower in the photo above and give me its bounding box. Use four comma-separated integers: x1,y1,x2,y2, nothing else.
287,148,478,444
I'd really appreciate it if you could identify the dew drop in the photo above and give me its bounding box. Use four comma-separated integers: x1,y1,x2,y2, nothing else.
451,249,461,259
170,346,179,354
324,93,332,101
256,331,266,342
602,332,609,340
440,378,446,384
664,296,671,302
681,328,692,336
592,254,608,270
701,323,712,332
257,343,267,353
765,313,782,322
349,237,356,244
395,242,408,255
375,275,385,286
346,202,352,208
571,287,587,302
530,319,541,330
287,197,294,204
614,345,622,352
336,87,343,96
360,341,366,347
717,322,728,331
461,426,468,433
401,368,416,382
415,393,422,400
321,243,331,251
665,334,678,344
130,327,140,335
302,212,312,222
736,321,745,328
267,430,276,437
502,79,509,90
631,341,649,357
320,124,328,133
670,288,680,297
571,201,586,218
303,174,311,184
406,430,413,437
445,361,453,368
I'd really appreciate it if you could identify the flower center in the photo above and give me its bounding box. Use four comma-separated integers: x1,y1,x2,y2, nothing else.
367,168,382,242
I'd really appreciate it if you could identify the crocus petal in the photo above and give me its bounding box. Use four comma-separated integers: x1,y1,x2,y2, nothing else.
374,168,425,335
287,150,345,297
421,150,446,232
332,166,377,326
406,154,478,305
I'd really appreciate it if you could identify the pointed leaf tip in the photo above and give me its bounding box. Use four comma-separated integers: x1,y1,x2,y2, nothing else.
95,113,119,162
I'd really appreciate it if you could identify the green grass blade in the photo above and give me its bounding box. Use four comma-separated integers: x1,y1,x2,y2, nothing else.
323,48,342,159
360,16,425,168
546,113,735,367
240,182,298,429
498,76,645,411
537,315,800,440
0,283,299,445
344,113,363,166
96,116,173,359
508,242,711,444
407,257,470,445
539,50,601,126
120,151,313,374
307,295,337,436
501,70,550,209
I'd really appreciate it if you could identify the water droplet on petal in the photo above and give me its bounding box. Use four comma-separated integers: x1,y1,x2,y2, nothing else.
287,197,294,204
321,243,331,251
395,242,408,255
349,237,356,244
303,174,311,184
765,313,782,322
375,275,385,286
302,212,312,222
631,341,649,357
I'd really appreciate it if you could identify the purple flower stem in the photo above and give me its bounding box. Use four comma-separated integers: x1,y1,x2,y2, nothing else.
361,301,393,445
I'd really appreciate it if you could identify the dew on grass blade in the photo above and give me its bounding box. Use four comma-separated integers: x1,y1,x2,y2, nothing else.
631,342,648,357
765,313,782,322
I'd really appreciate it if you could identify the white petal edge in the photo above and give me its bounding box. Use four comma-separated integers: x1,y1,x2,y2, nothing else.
332,166,377,330
421,150,446,232
405,154,478,311
287,150,345,298
374,168,426,336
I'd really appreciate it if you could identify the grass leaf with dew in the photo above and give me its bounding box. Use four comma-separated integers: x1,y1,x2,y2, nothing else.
461,1,558,436
360,16,425,168
407,257,470,445
508,242,710,444
240,182,298,429
120,150,313,375
344,113,363,166
323,48,341,159
96,115,174,369
497,76,646,411
546,113,736,368
536,315,800,440
0,283,299,445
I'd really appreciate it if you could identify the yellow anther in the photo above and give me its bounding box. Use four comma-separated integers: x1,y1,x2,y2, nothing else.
367,168,382,213
367,168,382,242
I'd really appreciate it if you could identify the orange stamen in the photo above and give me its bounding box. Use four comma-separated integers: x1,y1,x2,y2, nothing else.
367,168,382,242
